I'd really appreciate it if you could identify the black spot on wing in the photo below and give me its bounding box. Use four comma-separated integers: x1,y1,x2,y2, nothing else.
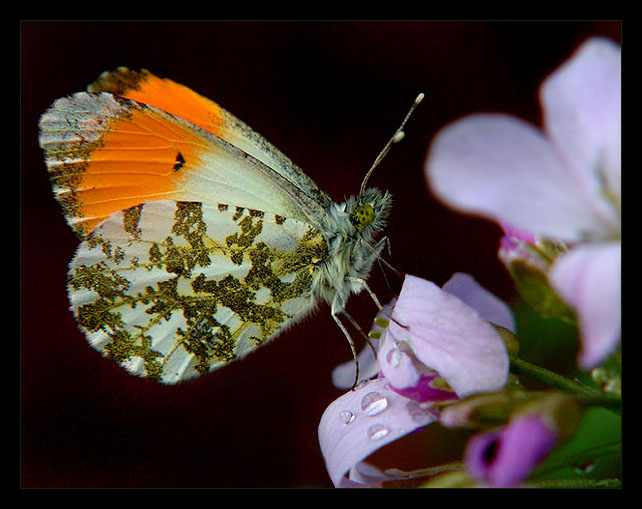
173,151,185,172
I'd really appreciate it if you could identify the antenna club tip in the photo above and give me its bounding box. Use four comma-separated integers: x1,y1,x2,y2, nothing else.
415,92,425,104
392,131,405,143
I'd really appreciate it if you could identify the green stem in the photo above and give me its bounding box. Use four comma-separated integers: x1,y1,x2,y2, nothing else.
528,478,621,488
384,461,466,479
510,358,621,413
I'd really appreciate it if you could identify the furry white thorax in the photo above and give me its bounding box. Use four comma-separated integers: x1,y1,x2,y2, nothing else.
311,187,392,314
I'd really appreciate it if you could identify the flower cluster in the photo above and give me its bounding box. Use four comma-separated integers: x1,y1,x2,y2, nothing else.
318,37,621,488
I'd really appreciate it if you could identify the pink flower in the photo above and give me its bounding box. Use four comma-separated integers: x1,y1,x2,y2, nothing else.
550,243,620,369
319,274,511,486
425,38,621,369
331,273,512,396
318,377,439,487
442,272,516,333
498,224,549,273
379,274,510,399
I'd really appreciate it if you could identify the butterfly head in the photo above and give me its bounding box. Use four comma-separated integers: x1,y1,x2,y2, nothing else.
349,187,392,238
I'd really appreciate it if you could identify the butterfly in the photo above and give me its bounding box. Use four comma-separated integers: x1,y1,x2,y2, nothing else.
39,68,422,384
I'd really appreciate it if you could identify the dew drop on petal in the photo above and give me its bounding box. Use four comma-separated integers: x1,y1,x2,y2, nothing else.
573,460,596,474
339,410,355,424
360,391,389,416
367,423,390,441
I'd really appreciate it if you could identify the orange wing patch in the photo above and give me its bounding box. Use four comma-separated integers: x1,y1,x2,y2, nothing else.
88,67,225,138
39,92,212,237
84,68,334,219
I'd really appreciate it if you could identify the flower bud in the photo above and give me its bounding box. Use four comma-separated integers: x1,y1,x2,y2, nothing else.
490,323,520,359
439,390,535,429
420,471,475,488
499,228,575,321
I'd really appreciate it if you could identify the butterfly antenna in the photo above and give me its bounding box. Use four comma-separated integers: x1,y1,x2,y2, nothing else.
359,93,424,195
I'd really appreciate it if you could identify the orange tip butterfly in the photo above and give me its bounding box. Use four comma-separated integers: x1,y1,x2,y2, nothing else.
39,68,422,384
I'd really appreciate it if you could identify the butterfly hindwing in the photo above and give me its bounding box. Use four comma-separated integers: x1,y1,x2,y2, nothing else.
68,200,328,383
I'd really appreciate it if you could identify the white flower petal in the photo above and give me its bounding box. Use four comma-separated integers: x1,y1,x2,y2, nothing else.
425,114,607,242
389,275,508,397
549,242,621,369
378,332,420,390
318,378,437,487
442,272,516,332
541,38,621,207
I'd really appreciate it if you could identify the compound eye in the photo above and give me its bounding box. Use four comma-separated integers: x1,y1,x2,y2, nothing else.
351,203,375,230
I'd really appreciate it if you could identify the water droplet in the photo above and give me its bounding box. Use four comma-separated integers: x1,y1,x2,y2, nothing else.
367,423,390,441
339,410,355,424
360,391,388,416
573,460,596,474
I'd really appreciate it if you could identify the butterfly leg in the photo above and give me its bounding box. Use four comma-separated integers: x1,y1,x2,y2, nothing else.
347,276,386,312
341,310,378,360
331,309,361,390
380,235,393,259
348,276,407,329
371,236,403,278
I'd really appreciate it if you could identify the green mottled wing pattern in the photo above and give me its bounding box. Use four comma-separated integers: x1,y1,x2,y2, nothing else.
68,200,328,383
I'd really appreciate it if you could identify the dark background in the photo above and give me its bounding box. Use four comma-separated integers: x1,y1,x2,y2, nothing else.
21,21,621,488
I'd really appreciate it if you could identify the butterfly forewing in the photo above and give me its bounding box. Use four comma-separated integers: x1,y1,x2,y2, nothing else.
68,200,328,383
87,67,333,217
39,91,328,238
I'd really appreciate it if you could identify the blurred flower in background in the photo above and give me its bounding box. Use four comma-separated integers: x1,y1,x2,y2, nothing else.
425,38,621,370
319,37,621,488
